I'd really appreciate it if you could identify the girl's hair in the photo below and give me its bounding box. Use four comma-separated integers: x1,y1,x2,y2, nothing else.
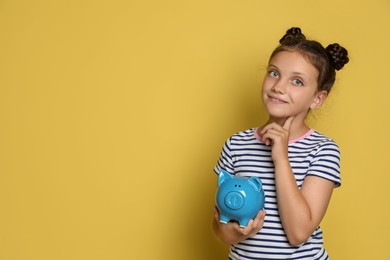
270,27,349,93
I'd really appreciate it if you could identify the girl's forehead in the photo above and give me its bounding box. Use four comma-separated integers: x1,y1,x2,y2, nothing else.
269,51,318,77
270,51,308,64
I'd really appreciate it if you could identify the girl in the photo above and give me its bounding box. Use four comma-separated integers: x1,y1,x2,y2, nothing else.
212,27,349,259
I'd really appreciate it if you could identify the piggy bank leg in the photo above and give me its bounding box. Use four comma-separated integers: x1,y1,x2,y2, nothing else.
239,218,251,228
219,214,230,224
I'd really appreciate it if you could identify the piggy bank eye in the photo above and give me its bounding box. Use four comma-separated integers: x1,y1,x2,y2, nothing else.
234,184,241,187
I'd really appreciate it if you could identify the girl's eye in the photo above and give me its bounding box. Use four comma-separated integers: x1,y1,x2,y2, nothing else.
292,79,303,86
268,70,279,78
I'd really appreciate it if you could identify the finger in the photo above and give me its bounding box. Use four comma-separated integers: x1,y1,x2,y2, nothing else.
214,206,220,220
283,116,295,130
263,128,285,136
262,129,284,144
260,123,280,135
252,210,266,229
246,211,266,237
230,222,245,235
240,219,255,236
262,136,273,146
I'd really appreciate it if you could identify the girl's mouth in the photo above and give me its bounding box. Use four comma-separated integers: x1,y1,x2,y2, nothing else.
268,95,288,104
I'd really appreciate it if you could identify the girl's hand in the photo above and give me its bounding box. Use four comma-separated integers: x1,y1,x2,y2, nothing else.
260,117,294,164
213,207,266,245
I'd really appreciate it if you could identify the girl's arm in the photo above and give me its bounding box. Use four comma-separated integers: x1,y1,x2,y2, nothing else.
260,117,335,245
212,207,266,245
272,162,334,245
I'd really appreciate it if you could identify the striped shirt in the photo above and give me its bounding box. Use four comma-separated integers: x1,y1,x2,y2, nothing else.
214,128,341,260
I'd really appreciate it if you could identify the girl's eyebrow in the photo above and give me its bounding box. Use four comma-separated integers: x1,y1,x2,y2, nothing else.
268,63,306,77
291,72,305,76
267,64,280,71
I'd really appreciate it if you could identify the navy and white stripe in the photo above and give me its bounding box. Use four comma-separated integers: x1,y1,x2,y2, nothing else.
214,128,340,260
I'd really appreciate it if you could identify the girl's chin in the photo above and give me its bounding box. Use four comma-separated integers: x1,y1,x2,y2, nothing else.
266,112,291,120
266,114,297,124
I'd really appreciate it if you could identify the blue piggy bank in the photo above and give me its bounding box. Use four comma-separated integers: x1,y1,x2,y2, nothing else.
216,170,265,228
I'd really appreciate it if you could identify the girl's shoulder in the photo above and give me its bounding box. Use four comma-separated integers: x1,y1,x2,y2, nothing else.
305,130,338,146
224,128,259,145
231,128,257,138
291,129,340,153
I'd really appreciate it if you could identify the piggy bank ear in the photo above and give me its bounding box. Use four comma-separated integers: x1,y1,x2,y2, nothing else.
218,169,233,186
248,177,262,191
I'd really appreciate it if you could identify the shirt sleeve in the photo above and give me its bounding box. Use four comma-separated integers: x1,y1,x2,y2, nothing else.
213,137,235,175
307,140,341,187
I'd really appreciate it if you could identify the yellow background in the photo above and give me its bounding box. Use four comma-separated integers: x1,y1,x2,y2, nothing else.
1,0,389,259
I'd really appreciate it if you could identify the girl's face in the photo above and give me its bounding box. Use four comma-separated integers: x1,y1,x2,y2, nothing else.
262,51,327,121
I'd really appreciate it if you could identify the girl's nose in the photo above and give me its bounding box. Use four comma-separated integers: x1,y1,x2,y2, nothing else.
271,80,287,94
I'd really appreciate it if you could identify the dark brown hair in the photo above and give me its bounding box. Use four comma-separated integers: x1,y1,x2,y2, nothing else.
269,27,349,93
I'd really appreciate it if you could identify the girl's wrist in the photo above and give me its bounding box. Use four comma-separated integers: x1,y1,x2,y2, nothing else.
273,157,291,170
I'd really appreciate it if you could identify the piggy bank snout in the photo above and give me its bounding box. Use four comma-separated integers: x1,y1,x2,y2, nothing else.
224,191,244,210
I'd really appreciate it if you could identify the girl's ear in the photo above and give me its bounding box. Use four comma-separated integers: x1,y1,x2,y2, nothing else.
310,90,328,110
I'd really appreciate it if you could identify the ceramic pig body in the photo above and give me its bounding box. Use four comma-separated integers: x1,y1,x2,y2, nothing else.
216,170,265,228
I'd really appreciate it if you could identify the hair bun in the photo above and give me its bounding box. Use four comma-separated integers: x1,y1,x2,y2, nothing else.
279,27,306,45
326,43,349,70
